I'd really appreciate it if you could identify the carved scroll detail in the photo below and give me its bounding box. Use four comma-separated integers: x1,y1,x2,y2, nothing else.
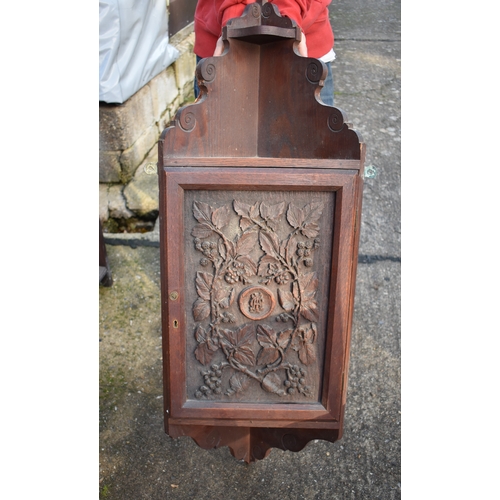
200,60,216,83
306,60,323,84
328,108,345,132
190,198,325,400
250,3,260,18
261,2,274,18
178,110,196,132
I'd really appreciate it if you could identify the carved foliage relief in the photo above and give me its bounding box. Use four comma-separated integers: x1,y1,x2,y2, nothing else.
184,191,334,403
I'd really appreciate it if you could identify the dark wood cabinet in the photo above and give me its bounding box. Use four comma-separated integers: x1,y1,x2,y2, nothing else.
158,1,365,463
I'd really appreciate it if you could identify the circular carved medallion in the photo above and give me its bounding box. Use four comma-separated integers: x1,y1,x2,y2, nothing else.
238,286,275,321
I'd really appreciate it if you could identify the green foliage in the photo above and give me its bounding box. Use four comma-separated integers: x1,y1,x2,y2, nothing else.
100,484,110,499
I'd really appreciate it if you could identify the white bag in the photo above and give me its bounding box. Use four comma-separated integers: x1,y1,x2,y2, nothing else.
99,0,180,103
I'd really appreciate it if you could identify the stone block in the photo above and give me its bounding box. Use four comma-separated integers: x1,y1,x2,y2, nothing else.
108,184,134,219
119,125,159,182
173,33,196,92
99,184,110,222
99,84,155,151
158,108,173,136
99,151,122,183
148,67,179,123
123,148,159,217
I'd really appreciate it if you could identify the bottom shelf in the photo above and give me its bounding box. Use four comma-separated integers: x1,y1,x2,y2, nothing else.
167,423,341,463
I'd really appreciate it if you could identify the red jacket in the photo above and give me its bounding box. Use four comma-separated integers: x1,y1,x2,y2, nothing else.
194,0,334,59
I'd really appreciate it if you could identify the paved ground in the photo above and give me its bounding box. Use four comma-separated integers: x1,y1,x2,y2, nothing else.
99,1,401,498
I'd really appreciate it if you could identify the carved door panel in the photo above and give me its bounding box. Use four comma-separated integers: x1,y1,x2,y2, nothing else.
185,188,334,404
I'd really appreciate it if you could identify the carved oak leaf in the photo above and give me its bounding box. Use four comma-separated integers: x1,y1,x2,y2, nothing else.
286,202,324,239
194,324,206,344
278,328,294,349
233,200,259,219
233,200,252,218
298,342,316,365
220,325,256,366
256,324,277,348
193,272,213,321
235,231,258,256
262,372,286,396
278,288,296,312
286,203,304,229
256,325,293,365
297,324,317,365
194,342,215,365
228,372,250,395
298,272,319,322
211,205,230,230
256,324,280,365
300,202,324,238
301,222,320,239
259,231,280,259
193,201,212,225
191,224,213,239
260,202,284,221
233,200,259,231
260,202,285,230
195,272,213,301
303,202,324,224
300,300,319,322
258,347,279,366
194,326,218,365
249,202,260,219
193,298,211,322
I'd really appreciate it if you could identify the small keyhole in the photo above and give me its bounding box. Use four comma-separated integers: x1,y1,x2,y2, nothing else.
173,320,179,328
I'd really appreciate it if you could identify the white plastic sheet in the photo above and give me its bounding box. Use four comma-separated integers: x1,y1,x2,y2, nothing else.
99,0,180,104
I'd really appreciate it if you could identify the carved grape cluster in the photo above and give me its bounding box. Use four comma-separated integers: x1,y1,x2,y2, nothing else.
195,363,224,398
276,312,293,323
194,238,217,263
264,262,291,285
225,261,251,285
285,364,311,396
296,238,320,267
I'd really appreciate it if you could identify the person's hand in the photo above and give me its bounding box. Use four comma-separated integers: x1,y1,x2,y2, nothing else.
297,31,308,57
213,36,225,56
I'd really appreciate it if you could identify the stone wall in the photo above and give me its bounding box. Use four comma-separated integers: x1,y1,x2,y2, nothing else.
99,27,196,233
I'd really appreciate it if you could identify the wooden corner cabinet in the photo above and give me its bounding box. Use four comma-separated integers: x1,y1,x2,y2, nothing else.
157,1,365,463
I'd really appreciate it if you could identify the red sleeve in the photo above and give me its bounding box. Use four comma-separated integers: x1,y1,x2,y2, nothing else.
270,0,309,30
217,0,248,28
301,0,332,31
